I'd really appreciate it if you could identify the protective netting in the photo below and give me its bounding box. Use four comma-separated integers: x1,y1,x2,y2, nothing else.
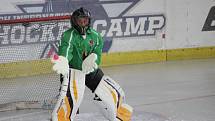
0,16,70,63
0,74,60,112
0,16,71,111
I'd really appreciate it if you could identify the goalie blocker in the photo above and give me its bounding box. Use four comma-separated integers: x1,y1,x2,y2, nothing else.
52,68,133,121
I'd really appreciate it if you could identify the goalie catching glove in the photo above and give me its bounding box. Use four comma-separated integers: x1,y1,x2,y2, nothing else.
51,54,69,76
82,53,98,74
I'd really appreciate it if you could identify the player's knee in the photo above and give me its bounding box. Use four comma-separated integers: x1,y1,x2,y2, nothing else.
101,75,126,104
93,80,117,121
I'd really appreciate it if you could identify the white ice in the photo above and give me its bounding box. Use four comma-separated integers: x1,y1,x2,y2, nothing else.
0,58,215,121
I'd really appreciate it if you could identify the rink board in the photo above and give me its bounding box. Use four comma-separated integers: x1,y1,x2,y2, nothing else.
1,46,215,79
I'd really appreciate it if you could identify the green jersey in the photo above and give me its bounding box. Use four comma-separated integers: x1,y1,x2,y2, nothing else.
58,27,103,70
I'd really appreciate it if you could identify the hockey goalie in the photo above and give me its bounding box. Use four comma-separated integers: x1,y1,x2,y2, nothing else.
51,7,133,121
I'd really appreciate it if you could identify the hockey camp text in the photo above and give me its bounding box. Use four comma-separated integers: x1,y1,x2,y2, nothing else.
0,15,165,46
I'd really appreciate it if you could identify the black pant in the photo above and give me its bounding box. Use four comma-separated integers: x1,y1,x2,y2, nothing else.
60,68,104,92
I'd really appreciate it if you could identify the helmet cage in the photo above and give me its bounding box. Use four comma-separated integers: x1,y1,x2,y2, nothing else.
71,7,91,35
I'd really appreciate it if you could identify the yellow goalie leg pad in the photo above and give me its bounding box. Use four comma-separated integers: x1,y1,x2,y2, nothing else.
57,107,65,121
52,69,85,121
57,97,71,121
117,103,133,121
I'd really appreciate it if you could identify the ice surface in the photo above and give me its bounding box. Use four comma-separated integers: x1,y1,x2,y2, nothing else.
0,109,169,121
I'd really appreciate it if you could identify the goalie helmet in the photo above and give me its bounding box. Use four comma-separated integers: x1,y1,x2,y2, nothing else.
71,7,91,35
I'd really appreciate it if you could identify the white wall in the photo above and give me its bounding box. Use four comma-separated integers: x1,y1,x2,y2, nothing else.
165,0,215,49
109,0,166,52
109,0,215,52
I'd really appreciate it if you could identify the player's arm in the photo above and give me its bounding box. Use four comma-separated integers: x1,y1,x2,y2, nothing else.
58,32,73,61
93,33,104,66
51,31,74,76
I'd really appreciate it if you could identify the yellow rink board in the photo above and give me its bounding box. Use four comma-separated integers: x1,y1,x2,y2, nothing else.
0,46,215,78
